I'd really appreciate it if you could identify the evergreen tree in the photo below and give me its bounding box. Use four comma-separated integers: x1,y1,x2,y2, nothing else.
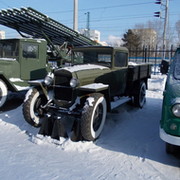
122,29,141,50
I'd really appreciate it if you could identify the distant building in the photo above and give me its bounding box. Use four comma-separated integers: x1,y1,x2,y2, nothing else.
132,28,157,47
0,31,5,39
80,29,101,42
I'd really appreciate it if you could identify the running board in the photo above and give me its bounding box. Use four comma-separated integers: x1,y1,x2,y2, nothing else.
111,97,131,109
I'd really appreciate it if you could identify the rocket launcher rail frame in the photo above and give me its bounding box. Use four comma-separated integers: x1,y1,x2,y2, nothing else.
0,7,98,47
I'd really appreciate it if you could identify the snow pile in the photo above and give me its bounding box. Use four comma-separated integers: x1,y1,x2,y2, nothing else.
63,64,109,72
0,75,179,180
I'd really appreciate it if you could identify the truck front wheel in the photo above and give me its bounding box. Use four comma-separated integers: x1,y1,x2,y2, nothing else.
134,81,146,108
0,79,8,108
23,88,48,127
80,93,107,141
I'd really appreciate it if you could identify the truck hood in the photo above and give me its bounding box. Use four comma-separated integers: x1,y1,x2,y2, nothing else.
55,64,110,86
63,64,109,73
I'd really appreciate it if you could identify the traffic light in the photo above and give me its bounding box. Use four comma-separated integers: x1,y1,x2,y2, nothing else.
154,11,161,17
155,0,161,4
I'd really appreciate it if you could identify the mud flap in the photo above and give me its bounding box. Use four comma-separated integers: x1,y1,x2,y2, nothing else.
38,116,68,140
70,119,83,142
38,115,83,141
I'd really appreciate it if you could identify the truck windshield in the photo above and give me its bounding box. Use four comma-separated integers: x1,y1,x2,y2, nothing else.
174,51,180,79
0,41,18,59
73,50,111,67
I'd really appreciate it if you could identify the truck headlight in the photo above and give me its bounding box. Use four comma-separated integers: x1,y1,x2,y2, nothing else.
172,103,180,117
44,75,53,86
70,78,79,88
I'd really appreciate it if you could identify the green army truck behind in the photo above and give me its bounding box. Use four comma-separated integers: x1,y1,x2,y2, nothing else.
0,38,49,107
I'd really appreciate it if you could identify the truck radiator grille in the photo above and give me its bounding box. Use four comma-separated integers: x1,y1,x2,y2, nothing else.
55,76,71,86
54,86,73,101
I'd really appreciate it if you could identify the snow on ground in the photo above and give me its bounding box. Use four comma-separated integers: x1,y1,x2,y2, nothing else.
0,75,179,180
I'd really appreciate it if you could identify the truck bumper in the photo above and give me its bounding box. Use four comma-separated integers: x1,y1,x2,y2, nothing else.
160,127,180,146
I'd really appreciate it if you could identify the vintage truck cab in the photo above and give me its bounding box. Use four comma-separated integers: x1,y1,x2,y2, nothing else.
160,48,180,154
0,38,49,107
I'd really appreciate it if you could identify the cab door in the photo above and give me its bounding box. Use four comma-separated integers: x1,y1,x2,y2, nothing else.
112,51,128,95
20,41,47,80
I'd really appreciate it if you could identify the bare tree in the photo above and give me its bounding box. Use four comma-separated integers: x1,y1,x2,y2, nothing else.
133,20,174,49
134,20,162,47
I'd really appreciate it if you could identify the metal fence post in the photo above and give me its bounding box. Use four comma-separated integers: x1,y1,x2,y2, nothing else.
154,44,158,74
144,46,147,63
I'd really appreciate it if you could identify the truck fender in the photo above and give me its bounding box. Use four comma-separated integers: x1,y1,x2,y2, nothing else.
28,79,44,86
0,74,17,92
78,83,111,112
27,80,50,100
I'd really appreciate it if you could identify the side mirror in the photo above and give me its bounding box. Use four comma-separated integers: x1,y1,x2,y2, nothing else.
160,59,169,74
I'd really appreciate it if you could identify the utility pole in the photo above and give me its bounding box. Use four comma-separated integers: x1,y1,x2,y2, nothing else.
154,0,169,59
73,0,78,31
162,0,169,59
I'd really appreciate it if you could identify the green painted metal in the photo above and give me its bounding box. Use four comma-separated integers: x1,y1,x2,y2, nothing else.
69,46,150,98
160,48,180,137
0,38,49,91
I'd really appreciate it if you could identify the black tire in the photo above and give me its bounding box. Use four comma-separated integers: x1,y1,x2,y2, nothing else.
166,143,179,154
0,79,8,108
134,81,146,108
80,93,107,141
23,88,48,127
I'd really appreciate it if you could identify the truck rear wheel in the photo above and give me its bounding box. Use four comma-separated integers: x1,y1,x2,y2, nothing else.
23,88,48,127
134,81,146,108
80,93,107,141
0,79,8,108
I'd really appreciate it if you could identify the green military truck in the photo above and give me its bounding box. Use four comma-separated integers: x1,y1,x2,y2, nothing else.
23,46,151,141
160,48,180,154
0,38,49,107
0,7,97,108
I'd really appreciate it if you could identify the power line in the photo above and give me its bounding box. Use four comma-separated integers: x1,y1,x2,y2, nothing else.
46,2,153,14
59,11,179,26
62,12,154,23
64,15,154,26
